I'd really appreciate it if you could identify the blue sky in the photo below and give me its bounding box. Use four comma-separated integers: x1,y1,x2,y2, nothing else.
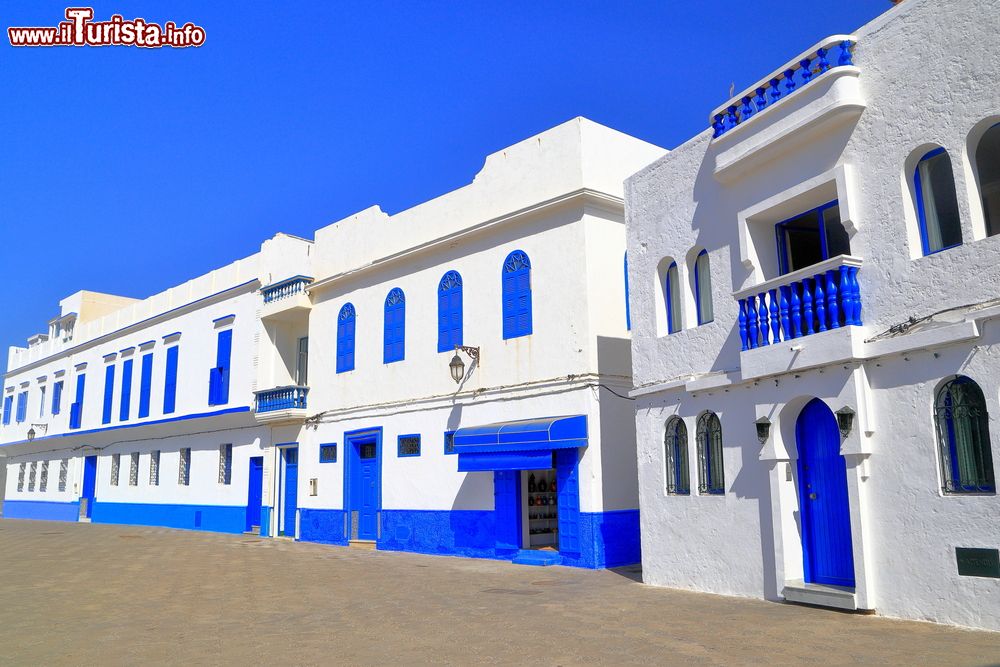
0,1,886,373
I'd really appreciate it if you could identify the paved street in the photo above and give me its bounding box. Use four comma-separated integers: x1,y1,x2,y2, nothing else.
0,520,997,666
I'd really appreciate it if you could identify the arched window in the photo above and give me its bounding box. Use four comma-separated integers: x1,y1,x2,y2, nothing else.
975,123,1000,237
502,251,532,339
914,148,962,254
383,288,405,364
935,376,995,493
624,252,631,331
666,261,680,334
438,271,463,353
336,303,356,373
664,417,689,495
696,411,725,495
694,250,713,325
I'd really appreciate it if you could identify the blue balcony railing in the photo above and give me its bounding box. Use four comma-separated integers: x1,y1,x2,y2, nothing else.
261,276,312,304
737,255,862,352
254,385,308,413
711,35,857,138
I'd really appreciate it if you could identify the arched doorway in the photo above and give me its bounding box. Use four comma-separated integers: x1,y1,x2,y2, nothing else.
795,398,855,587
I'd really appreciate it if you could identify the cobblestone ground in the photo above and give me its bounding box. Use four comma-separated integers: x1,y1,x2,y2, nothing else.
0,520,998,666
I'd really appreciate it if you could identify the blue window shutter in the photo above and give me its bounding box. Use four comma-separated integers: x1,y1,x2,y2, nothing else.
437,271,463,352
102,365,115,424
556,448,581,555
337,304,356,373
502,251,531,340
15,392,27,423
210,329,233,405
164,346,178,414
2,395,11,425
138,353,153,418
52,381,63,416
70,373,86,429
119,359,133,422
383,288,405,364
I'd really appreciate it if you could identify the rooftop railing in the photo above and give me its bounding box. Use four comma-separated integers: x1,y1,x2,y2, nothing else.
711,35,857,139
261,276,312,304
735,255,862,352
254,385,308,413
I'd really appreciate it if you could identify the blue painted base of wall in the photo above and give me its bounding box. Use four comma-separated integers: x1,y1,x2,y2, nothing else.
299,508,348,545
379,509,499,559
2,499,81,522
260,506,271,537
564,509,641,569
91,502,247,534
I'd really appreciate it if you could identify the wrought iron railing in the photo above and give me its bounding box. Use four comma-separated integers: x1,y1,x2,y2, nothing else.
710,35,857,138
736,255,862,351
254,385,308,413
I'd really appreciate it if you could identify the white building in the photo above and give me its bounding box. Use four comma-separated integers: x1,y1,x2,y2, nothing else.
626,0,1000,630
1,118,664,569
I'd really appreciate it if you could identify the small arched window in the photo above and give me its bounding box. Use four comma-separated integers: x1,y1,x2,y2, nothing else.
694,250,713,325
664,417,689,495
914,148,963,255
666,261,680,334
502,251,532,340
438,271,463,353
336,303,356,373
696,411,725,495
383,288,405,364
624,252,631,331
935,376,995,493
975,123,1000,237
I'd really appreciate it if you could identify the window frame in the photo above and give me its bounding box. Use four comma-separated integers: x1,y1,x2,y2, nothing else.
696,411,725,495
975,122,1000,238
444,431,457,455
774,199,845,275
502,250,533,340
218,443,232,485
694,250,714,325
397,433,422,458
664,417,690,495
178,448,191,486
914,147,963,256
935,376,996,494
665,261,680,334
110,453,120,486
383,288,406,364
319,443,338,463
437,270,464,353
336,303,357,374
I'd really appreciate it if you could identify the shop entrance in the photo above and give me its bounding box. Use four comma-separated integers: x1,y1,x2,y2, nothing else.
521,468,558,549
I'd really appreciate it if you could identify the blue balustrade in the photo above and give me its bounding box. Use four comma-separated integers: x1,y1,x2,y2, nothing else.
262,276,312,304
737,259,862,352
255,386,309,413
709,36,857,138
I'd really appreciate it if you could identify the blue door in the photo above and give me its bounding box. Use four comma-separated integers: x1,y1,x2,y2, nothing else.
493,470,521,554
246,456,263,532
81,455,97,519
796,399,855,587
281,448,298,537
357,442,379,540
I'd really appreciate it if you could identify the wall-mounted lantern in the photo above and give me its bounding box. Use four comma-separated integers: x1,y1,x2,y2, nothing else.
449,346,481,384
835,406,856,439
26,423,48,442
755,417,771,445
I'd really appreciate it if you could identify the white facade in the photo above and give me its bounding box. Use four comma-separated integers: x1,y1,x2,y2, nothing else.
627,0,1000,630
2,117,665,569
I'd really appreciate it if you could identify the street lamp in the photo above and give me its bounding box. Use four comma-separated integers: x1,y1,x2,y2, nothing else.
27,423,48,442
449,345,481,384
835,406,856,439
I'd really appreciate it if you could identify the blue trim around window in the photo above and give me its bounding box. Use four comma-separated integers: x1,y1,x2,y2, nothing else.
336,303,356,373
914,147,963,256
624,252,631,331
694,250,713,325
119,358,133,421
666,261,679,334
138,352,153,418
51,381,63,416
444,430,457,455
398,433,421,457
319,443,338,463
101,364,115,424
502,250,532,340
163,346,179,415
774,199,840,275
383,288,405,364
437,270,463,352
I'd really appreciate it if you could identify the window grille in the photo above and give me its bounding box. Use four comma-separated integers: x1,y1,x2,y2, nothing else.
39,461,49,492
150,450,160,486
398,435,421,457
219,444,232,485
58,459,68,492
129,452,139,486
935,376,996,493
319,444,337,463
664,417,690,495
17,462,25,492
28,461,37,492
696,412,725,495
111,454,120,486
444,431,456,455
179,448,190,486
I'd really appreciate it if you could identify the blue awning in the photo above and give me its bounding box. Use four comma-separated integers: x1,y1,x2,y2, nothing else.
454,415,587,472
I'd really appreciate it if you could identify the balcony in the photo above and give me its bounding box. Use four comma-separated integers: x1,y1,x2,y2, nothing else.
260,276,312,322
253,385,309,424
735,255,864,379
708,35,864,182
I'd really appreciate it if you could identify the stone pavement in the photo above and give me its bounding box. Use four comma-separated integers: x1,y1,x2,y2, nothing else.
0,519,997,666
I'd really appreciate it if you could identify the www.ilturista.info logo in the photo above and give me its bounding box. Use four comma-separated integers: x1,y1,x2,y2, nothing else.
8,8,205,48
